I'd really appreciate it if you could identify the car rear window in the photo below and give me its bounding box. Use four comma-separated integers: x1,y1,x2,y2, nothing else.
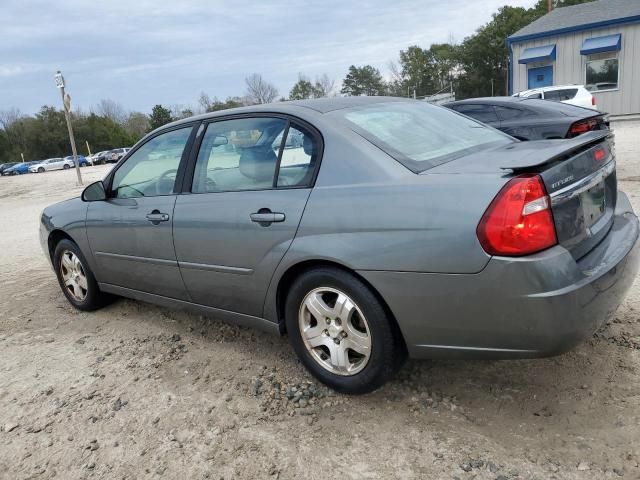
336,102,511,172
544,88,578,101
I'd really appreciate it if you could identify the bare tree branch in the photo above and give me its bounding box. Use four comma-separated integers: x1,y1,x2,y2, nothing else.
0,108,22,130
244,73,279,104
313,74,336,98
95,99,127,124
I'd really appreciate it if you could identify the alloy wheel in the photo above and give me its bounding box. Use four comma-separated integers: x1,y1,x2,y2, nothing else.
298,287,371,376
59,250,88,301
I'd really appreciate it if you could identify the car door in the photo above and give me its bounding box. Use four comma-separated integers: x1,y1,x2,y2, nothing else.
86,125,196,299
172,116,320,317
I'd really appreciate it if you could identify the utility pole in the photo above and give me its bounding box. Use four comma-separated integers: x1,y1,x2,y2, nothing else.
54,71,82,185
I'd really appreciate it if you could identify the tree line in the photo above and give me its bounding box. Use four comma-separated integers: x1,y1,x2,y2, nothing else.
0,0,592,165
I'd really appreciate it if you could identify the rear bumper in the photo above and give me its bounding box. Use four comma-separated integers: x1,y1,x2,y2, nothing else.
359,191,640,359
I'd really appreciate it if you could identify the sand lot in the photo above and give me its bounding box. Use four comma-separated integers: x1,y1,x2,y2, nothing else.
1,124,640,479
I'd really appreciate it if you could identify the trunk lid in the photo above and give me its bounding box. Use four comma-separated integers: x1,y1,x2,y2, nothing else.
536,132,616,259
427,131,617,259
497,130,616,259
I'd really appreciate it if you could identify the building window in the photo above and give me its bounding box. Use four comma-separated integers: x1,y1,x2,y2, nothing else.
585,52,619,92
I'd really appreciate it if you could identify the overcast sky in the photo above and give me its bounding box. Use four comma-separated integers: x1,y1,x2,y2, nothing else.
0,0,536,115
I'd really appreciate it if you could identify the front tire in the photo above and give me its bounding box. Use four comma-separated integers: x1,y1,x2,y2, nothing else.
285,267,403,394
53,239,111,311
38,167,45,173
63,164,70,170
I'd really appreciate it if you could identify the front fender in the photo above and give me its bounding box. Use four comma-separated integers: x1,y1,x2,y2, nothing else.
39,197,93,271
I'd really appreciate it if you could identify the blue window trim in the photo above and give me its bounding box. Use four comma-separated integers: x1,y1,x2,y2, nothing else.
518,44,556,64
580,34,621,55
507,15,640,94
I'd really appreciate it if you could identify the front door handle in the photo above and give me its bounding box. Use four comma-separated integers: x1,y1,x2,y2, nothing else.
146,210,170,225
250,209,285,226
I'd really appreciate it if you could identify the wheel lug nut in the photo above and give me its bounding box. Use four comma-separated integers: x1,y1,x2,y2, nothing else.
333,338,340,345
323,329,328,335
341,331,347,338
325,318,331,324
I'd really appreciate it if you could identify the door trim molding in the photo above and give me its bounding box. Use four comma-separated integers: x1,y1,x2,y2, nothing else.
95,251,178,267
178,260,253,275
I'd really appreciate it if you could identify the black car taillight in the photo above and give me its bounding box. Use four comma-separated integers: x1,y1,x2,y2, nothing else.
568,118,598,138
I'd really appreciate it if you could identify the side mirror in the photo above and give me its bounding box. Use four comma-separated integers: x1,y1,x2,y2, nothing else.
81,181,107,202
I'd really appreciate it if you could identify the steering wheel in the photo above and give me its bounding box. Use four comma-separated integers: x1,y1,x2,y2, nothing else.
155,169,178,196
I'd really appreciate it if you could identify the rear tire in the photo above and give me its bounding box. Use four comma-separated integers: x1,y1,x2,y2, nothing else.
53,239,112,311
285,267,404,394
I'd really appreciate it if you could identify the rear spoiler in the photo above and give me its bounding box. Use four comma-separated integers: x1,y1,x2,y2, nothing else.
500,131,612,171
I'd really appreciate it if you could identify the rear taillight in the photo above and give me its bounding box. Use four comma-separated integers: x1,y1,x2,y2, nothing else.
591,95,596,106
477,175,557,256
594,146,607,161
568,118,597,137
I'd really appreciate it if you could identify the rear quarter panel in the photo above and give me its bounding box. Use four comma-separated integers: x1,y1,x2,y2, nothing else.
262,120,510,321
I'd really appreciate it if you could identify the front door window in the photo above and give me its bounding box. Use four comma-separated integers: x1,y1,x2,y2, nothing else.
111,127,192,198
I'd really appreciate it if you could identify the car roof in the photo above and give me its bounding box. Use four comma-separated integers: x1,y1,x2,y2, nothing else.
446,96,542,107
516,85,585,95
445,96,597,117
161,96,414,130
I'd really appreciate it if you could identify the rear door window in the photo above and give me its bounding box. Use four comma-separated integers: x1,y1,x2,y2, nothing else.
450,104,499,124
494,106,527,121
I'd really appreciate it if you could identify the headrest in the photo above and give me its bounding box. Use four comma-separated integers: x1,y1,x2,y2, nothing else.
239,146,277,181
303,134,315,156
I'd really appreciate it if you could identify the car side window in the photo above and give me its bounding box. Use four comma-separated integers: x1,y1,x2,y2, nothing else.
276,124,318,188
452,104,499,123
111,126,192,199
192,117,288,193
544,89,578,102
494,106,525,121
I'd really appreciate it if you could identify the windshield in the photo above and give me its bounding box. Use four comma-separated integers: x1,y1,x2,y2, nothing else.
336,101,512,172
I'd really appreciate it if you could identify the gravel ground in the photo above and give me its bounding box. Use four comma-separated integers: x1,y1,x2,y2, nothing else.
1,123,639,479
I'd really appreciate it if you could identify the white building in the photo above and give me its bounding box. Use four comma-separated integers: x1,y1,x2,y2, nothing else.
508,0,640,118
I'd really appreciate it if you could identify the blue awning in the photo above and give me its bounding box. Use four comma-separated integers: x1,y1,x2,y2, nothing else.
518,44,556,64
580,34,622,55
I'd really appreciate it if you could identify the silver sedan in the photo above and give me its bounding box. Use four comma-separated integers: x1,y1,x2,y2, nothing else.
39,97,640,393
29,157,71,173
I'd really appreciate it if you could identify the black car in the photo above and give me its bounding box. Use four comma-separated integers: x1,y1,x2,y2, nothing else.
444,97,608,141
0,162,19,175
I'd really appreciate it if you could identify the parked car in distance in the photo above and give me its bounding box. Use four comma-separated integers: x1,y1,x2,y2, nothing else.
3,161,40,175
513,84,597,110
444,97,608,141
108,148,131,163
0,162,19,175
86,152,101,165
40,97,639,394
29,158,73,173
63,155,89,167
89,151,111,165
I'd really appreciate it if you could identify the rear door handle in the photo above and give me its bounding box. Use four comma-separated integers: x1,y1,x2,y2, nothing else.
146,210,170,224
250,210,285,225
